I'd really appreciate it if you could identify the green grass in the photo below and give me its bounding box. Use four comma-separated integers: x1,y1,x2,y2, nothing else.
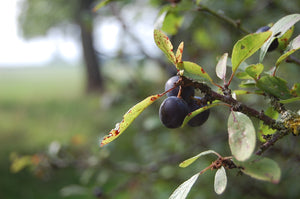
0,66,84,102
0,66,108,198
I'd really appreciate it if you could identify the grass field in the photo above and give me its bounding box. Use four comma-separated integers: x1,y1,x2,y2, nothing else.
0,66,108,198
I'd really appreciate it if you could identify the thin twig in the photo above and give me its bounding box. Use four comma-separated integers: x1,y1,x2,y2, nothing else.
286,55,300,66
255,130,290,155
197,6,250,34
181,77,294,156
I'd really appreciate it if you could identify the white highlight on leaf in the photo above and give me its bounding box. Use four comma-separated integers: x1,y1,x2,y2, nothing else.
169,173,200,199
214,166,227,195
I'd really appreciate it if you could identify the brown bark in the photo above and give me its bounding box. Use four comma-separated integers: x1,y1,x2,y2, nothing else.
78,0,104,92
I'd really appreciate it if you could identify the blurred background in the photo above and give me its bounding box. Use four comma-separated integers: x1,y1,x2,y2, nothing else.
0,0,300,198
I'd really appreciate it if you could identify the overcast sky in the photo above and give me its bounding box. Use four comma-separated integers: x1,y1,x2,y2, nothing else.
0,0,81,67
0,0,159,67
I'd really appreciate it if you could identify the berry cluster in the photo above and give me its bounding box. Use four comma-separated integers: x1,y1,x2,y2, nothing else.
159,76,210,128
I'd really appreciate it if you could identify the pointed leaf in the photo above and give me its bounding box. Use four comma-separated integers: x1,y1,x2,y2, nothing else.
100,94,162,147
177,61,213,83
169,173,200,199
279,97,300,104
260,14,300,62
245,63,264,79
228,112,256,161
93,0,112,11
235,71,253,80
256,76,292,99
214,167,227,195
216,53,228,81
154,29,176,65
176,42,184,63
181,103,220,127
234,156,281,184
276,34,300,67
179,150,220,168
232,31,271,74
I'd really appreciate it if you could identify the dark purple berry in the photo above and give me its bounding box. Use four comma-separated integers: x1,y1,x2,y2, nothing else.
159,96,189,128
187,97,210,127
256,26,271,33
165,76,195,102
255,26,278,52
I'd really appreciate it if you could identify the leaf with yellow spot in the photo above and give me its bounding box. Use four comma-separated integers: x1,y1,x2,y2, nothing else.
100,94,163,147
245,63,264,80
154,29,176,65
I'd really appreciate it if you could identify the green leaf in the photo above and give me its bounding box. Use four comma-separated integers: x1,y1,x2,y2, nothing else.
279,97,300,104
233,90,250,95
154,29,176,65
260,14,300,62
214,167,227,195
181,103,220,127
256,76,292,99
235,71,253,80
231,31,271,75
226,57,249,71
195,0,202,6
162,11,184,35
100,94,162,147
276,34,300,67
245,63,264,79
216,53,228,81
93,0,113,11
234,156,281,184
179,150,220,168
278,26,294,50
169,173,200,199
228,112,256,161
176,42,184,63
239,80,256,88
177,61,213,83
258,107,279,142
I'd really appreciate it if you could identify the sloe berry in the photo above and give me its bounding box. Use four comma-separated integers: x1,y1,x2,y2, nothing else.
255,26,278,52
165,76,195,103
187,96,210,127
159,96,189,128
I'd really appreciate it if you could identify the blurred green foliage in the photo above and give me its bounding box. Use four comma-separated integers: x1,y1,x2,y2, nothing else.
1,0,300,198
